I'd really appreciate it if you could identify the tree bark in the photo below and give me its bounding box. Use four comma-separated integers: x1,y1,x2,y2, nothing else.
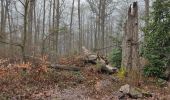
144,0,149,26
27,0,34,55
100,0,106,54
69,0,75,54
121,2,140,72
22,0,30,62
78,0,82,52
49,64,80,71
55,0,60,56
0,0,9,55
41,0,46,56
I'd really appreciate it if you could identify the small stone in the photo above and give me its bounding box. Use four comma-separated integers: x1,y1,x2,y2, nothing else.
119,84,130,94
129,87,143,99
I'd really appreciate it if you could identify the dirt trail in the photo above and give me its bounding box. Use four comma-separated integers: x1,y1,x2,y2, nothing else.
31,83,119,100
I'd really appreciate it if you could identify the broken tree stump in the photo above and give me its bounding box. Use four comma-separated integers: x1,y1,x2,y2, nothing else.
121,2,140,72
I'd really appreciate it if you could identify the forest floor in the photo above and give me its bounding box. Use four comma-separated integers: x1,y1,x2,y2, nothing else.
0,56,170,100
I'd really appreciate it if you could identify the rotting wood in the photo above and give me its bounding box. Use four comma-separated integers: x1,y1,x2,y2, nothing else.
82,46,118,74
121,2,140,72
49,64,80,71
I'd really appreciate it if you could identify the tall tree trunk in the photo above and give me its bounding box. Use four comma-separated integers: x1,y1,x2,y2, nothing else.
33,0,37,56
27,0,34,55
52,0,56,51
121,2,140,85
94,15,98,51
144,0,149,26
97,0,102,50
55,0,60,56
0,0,5,37
48,0,52,52
69,0,75,54
101,0,106,54
122,2,140,72
78,0,82,52
144,0,149,43
8,3,13,57
41,0,46,56
22,0,29,61
0,0,9,56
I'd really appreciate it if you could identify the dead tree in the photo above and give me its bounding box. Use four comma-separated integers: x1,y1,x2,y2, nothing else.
144,0,149,26
121,2,140,73
69,0,75,54
78,0,82,52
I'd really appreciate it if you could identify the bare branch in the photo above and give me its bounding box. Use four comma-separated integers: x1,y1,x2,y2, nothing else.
14,1,24,16
18,0,25,7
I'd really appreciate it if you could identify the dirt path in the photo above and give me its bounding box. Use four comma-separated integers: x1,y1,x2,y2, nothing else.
31,84,119,100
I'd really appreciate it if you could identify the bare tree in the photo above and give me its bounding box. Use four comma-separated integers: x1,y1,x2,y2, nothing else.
78,0,82,52
41,0,46,56
87,0,116,53
100,0,106,54
69,0,75,53
18,0,30,61
0,0,10,54
144,0,149,26
56,0,60,56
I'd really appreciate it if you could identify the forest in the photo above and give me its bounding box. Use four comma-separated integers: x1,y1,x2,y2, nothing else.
0,0,170,99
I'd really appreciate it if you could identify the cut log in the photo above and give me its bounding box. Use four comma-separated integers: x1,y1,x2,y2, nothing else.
84,54,98,64
100,65,117,74
49,64,80,71
104,65,118,73
87,54,98,61
82,46,98,64
97,59,118,74
82,46,117,74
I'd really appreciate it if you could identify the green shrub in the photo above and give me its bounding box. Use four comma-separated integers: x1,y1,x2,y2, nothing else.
143,64,165,78
109,48,122,68
143,0,170,78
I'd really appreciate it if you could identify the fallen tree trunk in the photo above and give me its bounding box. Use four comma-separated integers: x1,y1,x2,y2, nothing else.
82,46,118,74
49,64,80,71
48,47,117,73
82,46,98,64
